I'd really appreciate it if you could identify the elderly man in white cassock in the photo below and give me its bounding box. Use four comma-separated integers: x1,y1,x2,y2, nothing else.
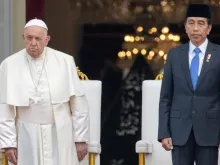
0,19,89,165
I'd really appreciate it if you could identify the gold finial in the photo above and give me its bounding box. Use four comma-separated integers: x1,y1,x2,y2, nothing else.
76,67,89,80
155,72,163,80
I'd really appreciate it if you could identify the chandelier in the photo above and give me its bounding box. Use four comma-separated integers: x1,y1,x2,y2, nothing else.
118,25,181,61
116,25,181,74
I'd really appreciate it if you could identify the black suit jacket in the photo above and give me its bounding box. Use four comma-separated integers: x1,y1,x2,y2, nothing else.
158,41,220,146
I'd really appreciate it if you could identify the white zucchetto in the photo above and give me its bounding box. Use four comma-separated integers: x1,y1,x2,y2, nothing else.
24,18,48,30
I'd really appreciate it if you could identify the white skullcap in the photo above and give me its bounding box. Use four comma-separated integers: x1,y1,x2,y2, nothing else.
24,18,48,30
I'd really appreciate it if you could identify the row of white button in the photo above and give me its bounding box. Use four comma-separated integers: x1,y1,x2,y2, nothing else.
41,126,52,165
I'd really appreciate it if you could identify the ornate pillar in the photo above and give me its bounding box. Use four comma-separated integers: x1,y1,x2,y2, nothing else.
13,0,26,53
0,0,13,63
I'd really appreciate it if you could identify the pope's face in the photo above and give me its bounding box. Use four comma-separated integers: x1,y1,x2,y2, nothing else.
23,26,50,58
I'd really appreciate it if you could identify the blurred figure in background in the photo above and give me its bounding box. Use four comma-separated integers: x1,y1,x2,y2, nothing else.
101,55,154,165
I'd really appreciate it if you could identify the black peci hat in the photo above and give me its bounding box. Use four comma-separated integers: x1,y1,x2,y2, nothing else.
185,4,211,19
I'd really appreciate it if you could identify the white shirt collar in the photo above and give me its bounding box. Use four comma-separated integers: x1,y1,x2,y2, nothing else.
189,38,208,55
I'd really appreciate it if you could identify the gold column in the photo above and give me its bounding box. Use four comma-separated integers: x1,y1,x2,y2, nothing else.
139,153,145,165
1,153,8,165
89,153,96,165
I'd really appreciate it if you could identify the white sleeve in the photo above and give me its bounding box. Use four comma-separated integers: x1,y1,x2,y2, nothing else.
70,95,89,142
0,104,17,149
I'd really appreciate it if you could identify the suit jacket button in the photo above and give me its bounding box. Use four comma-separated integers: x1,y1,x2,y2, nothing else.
192,111,195,114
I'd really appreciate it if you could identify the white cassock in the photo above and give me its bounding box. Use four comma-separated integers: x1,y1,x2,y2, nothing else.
0,47,89,165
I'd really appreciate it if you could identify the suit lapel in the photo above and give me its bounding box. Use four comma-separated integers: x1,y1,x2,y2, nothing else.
180,43,194,92
195,42,215,91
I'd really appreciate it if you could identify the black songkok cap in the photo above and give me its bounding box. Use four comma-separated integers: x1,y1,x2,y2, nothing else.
185,4,211,19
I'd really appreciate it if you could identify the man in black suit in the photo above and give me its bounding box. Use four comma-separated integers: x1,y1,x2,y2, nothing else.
158,4,220,165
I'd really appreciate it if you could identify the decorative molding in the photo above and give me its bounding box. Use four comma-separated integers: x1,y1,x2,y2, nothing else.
155,72,163,80
76,67,89,80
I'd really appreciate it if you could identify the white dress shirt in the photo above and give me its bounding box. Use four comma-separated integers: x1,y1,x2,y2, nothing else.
188,38,208,76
